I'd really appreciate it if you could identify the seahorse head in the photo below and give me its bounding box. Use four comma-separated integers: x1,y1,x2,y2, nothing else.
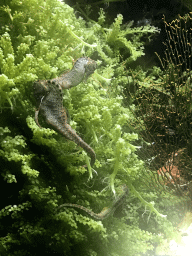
74,57,97,81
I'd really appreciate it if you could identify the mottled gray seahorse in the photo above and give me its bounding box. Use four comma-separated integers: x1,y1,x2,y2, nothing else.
33,57,96,166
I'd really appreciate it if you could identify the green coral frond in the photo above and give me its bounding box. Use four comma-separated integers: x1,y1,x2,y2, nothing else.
26,116,57,147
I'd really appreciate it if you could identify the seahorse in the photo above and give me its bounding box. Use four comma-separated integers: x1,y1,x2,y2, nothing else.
57,184,128,220
33,57,96,166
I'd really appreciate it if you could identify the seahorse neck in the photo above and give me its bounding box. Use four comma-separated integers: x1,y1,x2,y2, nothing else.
50,57,96,89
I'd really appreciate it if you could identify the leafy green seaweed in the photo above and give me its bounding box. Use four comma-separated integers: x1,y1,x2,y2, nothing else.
0,1,178,255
